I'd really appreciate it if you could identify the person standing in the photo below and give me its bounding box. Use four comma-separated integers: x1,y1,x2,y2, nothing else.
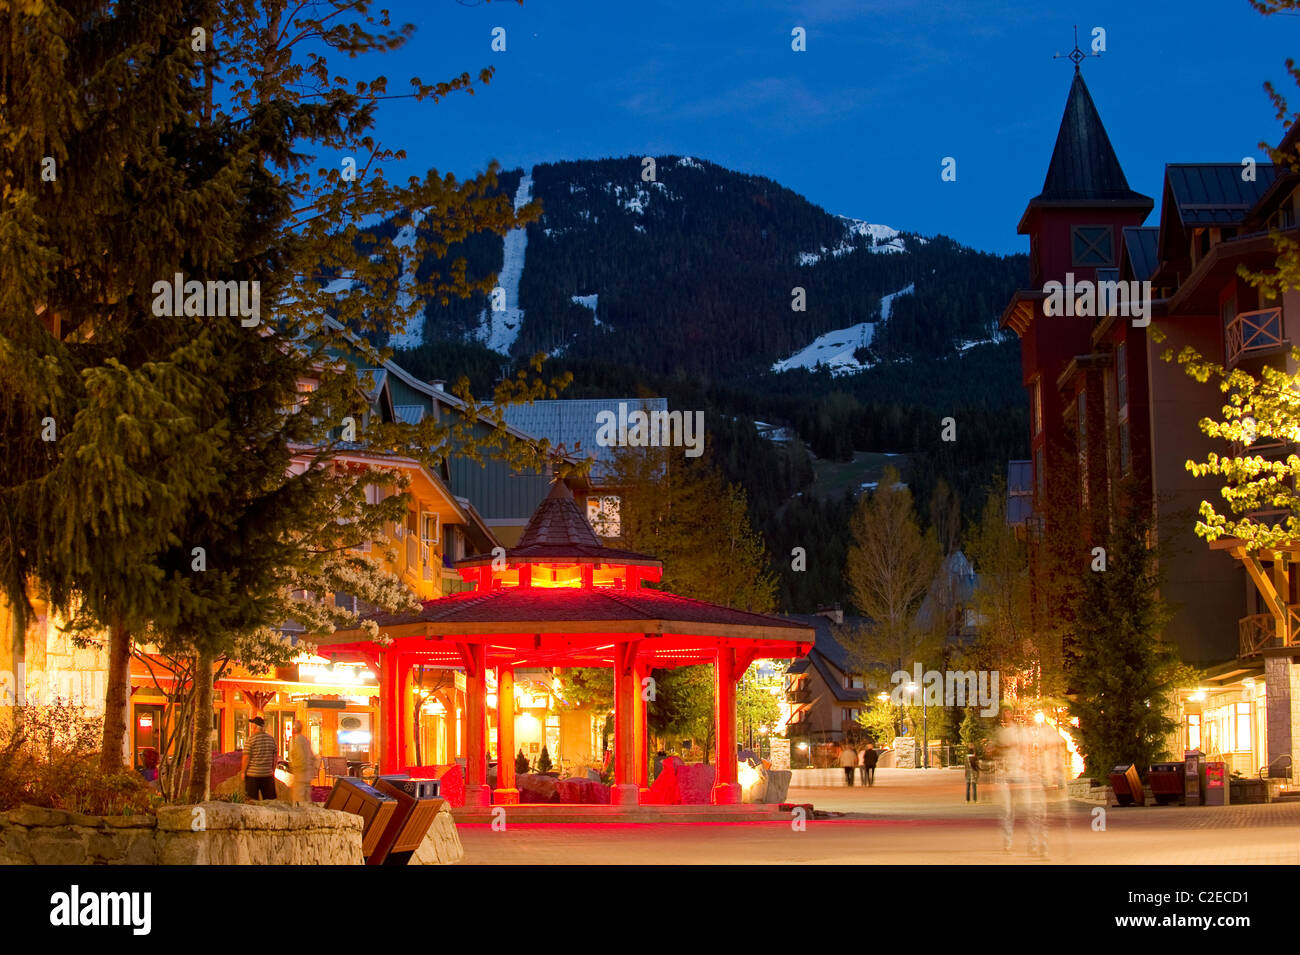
965,745,981,802
289,720,317,805
241,715,278,801
861,742,879,786
839,741,858,785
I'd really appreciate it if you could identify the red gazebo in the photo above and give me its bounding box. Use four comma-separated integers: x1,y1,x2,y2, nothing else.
316,480,813,807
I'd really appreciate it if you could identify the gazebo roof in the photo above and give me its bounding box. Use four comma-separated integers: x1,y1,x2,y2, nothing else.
317,587,813,668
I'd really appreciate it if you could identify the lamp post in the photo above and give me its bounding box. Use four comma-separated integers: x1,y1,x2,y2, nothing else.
906,681,928,770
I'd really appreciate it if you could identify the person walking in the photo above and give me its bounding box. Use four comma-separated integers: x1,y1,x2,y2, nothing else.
241,715,278,801
965,744,981,802
839,741,859,785
289,720,317,805
861,741,879,786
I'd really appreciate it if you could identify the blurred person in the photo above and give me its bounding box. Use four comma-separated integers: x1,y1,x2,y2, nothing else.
839,741,858,785
964,744,981,802
289,720,317,805
861,742,879,786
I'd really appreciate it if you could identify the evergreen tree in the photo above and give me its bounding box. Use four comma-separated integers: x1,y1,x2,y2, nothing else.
1069,491,1185,779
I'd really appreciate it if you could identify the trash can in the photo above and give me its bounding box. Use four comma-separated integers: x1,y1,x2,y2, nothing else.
1109,764,1144,806
1148,762,1183,805
1204,761,1229,806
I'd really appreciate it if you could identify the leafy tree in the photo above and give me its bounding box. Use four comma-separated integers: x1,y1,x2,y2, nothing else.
843,466,942,671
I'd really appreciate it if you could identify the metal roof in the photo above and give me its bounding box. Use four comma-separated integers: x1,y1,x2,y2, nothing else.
393,404,425,424
1030,70,1151,205
1121,227,1160,281
1165,163,1279,226
498,398,669,481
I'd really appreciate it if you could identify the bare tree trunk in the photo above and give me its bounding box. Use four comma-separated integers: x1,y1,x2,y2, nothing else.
100,615,130,772
187,645,215,804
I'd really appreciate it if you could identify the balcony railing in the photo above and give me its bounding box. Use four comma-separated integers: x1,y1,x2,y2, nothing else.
1225,307,1284,368
1238,604,1300,656
787,688,811,704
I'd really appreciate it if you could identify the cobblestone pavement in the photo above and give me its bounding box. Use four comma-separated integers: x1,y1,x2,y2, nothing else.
456,769,1300,865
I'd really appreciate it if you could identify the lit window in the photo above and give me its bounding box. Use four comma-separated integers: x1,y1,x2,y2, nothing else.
1235,701,1252,751
586,495,622,537
1031,380,1043,436
1187,714,1201,751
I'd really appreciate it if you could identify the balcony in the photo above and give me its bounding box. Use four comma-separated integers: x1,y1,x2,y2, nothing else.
1238,605,1300,656
1225,307,1285,369
787,687,811,704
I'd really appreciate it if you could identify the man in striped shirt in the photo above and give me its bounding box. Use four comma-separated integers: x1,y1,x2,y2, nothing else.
241,716,278,800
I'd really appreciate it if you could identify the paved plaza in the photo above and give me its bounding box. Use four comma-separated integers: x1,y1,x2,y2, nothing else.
456,768,1300,865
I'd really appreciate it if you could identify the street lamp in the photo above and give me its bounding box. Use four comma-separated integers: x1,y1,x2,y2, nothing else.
906,681,928,770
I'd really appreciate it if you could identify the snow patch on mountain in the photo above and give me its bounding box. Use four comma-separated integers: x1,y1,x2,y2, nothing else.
772,283,916,375
609,181,669,215
771,322,876,375
880,283,914,321
476,172,533,354
571,293,600,326
676,156,704,169
384,210,427,349
799,215,913,265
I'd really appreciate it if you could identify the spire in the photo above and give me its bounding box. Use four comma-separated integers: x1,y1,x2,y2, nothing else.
514,479,603,552
1031,69,1149,205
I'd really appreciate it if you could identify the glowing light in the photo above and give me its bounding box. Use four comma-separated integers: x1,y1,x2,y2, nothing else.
738,761,761,791
1033,710,1046,724
1189,689,1207,703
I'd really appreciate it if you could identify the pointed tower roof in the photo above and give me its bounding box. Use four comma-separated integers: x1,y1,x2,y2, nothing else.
1021,69,1152,228
457,479,663,568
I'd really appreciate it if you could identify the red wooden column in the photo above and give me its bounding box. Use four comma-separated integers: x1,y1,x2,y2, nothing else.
379,650,402,774
462,642,491,807
611,641,640,805
494,666,519,804
634,661,649,793
711,647,741,804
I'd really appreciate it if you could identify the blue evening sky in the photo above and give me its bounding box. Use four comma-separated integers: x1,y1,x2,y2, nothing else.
349,0,1299,254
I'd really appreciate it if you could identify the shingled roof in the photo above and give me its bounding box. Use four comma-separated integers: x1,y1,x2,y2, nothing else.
457,479,662,568
1026,70,1152,211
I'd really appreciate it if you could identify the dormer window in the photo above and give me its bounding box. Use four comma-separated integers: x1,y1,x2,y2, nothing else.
1071,226,1114,267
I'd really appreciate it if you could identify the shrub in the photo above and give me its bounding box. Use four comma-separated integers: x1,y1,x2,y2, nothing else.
0,703,159,816
537,745,553,774
514,748,530,776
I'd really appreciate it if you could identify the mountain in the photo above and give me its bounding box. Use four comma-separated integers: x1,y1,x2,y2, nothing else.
379,156,1026,381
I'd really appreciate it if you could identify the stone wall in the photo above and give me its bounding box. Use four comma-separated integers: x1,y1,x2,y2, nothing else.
410,801,463,865
0,801,364,865
0,806,157,865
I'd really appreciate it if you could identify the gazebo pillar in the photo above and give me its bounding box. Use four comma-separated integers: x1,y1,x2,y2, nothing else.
635,662,649,793
463,643,491,807
712,647,741,805
494,666,520,804
379,650,402,774
611,641,641,806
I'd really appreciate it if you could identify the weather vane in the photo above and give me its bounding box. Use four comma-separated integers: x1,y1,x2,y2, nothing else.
1053,25,1100,71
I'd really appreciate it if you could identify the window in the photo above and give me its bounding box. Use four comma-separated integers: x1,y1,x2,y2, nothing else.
1077,392,1088,508
1234,702,1252,751
1030,379,1043,437
1119,419,1131,475
586,495,622,538
1187,714,1201,752
1035,446,1045,501
1115,343,1128,411
420,511,439,545
1071,225,1114,267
